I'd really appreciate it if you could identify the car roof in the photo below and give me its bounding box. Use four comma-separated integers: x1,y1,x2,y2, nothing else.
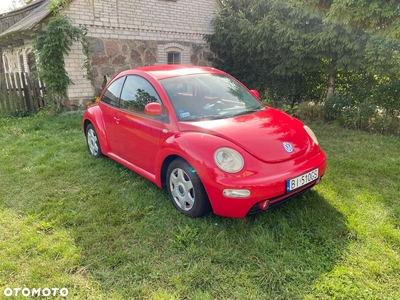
130,64,227,80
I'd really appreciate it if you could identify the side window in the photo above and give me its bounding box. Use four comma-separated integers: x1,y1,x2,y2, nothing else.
101,77,124,107
120,75,162,115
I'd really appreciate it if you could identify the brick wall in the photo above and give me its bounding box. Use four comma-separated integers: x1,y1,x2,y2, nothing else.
65,0,215,43
62,0,218,103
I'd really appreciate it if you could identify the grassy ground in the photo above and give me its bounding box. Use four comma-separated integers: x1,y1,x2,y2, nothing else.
0,111,399,299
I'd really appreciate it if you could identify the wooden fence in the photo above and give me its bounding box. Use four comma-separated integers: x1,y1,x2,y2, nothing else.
0,73,46,115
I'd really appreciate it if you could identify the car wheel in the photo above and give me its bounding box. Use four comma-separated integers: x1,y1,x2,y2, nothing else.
86,124,103,158
166,159,211,217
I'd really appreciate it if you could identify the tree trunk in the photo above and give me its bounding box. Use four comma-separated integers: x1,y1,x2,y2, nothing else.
326,60,337,100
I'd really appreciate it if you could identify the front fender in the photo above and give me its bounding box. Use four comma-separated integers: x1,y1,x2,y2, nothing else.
154,131,243,190
82,105,110,154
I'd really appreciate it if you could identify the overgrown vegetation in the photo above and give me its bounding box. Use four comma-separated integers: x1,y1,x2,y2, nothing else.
295,98,400,136
0,109,399,299
32,0,91,106
207,0,400,135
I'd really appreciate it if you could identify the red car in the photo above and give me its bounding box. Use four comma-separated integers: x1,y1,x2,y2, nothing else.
83,65,326,218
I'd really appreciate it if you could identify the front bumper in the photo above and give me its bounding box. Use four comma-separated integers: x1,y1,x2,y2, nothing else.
201,151,327,218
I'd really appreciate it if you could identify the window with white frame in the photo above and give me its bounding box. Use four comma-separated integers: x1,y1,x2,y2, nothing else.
167,51,181,64
158,43,190,65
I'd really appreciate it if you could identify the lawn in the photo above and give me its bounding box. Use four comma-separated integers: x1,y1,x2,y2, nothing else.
0,111,399,299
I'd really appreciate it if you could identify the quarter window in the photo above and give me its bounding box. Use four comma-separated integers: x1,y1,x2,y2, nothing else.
120,75,162,115
101,77,124,107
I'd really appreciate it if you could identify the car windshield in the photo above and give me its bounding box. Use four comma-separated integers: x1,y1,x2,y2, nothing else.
160,74,264,121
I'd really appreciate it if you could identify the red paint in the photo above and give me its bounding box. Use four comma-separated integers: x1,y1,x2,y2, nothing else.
83,65,326,218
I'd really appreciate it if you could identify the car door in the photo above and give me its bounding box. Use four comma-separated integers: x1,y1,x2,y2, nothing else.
100,76,125,154
116,75,167,174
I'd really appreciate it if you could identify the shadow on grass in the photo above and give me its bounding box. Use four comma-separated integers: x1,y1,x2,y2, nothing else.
0,112,349,298
44,165,349,299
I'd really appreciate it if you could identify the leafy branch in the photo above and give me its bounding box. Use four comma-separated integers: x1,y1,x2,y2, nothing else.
32,1,92,106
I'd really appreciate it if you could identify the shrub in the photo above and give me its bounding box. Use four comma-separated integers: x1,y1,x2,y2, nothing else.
324,93,354,121
368,115,400,136
296,102,324,122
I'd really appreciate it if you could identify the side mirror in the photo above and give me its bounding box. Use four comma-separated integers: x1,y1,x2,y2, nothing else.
144,102,163,116
250,89,260,100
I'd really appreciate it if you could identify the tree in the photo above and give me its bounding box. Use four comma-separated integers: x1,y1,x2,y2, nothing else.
294,0,400,80
298,0,400,38
206,0,400,102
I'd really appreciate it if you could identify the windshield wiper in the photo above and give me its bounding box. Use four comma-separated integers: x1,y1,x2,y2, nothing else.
230,107,265,117
182,115,228,121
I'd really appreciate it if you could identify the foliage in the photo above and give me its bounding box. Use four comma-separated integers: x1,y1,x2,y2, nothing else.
320,93,400,135
0,113,399,298
296,101,324,121
324,93,354,121
32,3,91,106
207,0,400,112
368,115,400,136
299,0,400,39
372,77,400,116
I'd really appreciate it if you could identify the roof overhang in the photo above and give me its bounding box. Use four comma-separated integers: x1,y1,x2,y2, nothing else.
0,0,51,50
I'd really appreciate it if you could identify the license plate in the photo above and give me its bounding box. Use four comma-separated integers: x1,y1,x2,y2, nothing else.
286,168,319,193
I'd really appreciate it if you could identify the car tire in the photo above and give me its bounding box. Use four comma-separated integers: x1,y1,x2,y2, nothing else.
166,158,212,217
86,123,103,158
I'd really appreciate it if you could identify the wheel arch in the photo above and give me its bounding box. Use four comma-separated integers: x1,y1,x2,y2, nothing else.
82,106,110,155
160,154,182,189
83,119,92,135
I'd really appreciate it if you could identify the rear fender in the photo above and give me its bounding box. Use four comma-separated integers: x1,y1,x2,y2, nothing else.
82,105,110,154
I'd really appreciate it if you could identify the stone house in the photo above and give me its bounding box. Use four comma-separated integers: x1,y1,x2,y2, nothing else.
0,0,219,105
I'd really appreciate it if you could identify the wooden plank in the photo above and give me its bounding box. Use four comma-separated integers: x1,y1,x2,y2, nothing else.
29,76,39,110
0,75,7,114
4,87,12,114
32,78,43,108
9,75,19,112
21,73,34,111
0,72,50,115
0,89,7,114
15,74,26,111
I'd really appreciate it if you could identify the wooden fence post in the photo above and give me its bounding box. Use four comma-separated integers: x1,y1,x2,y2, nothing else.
0,72,47,115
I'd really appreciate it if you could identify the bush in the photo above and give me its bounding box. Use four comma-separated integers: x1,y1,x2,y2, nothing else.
296,102,324,121
320,92,400,135
324,93,355,121
368,115,400,136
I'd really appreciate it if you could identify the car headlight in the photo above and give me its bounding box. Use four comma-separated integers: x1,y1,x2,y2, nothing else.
214,147,244,173
304,125,319,145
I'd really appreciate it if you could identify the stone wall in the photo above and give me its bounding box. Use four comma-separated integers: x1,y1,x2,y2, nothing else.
62,0,218,103
88,38,216,95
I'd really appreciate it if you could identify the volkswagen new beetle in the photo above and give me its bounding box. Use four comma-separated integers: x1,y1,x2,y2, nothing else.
83,65,326,218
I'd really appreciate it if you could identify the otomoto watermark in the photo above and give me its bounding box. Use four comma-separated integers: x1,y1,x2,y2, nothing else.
3,287,68,297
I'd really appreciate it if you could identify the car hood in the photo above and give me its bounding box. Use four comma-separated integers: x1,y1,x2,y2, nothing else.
178,108,312,163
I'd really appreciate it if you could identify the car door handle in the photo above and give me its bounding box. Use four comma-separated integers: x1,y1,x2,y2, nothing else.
114,117,120,124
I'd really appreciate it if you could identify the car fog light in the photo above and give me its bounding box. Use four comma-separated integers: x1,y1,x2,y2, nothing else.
258,200,270,210
223,189,251,198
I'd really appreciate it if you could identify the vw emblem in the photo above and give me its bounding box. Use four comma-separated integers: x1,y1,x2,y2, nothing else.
283,142,294,153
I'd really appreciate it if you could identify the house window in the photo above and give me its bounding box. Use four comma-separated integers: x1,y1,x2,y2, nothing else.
158,43,189,65
167,51,181,64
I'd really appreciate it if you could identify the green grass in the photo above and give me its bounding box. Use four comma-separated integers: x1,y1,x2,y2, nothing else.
0,112,399,299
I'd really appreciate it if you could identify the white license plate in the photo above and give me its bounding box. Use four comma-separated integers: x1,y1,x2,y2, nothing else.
286,168,319,193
